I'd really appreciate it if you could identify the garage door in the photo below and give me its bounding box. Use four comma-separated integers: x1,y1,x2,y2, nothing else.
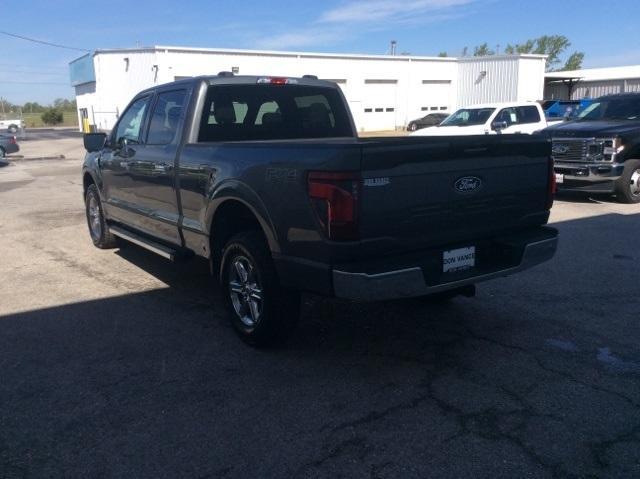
363,80,398,131
414,80,452,119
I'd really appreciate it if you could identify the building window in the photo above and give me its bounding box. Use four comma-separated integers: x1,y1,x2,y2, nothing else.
386,108,394,112
421,107,429,111
364,108,373,113
430,106,438,111
375,108,384,112
440,106,448,110
364,79,398,84
323,79,347,84
422,80,451,84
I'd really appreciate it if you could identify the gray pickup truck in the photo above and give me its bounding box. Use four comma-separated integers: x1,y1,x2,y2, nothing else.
82,74,558,346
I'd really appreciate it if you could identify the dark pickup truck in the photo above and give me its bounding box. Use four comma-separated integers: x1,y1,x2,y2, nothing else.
82,74,558,346
545,92,640,203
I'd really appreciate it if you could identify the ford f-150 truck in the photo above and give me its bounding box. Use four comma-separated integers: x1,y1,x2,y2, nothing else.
82,74,558,346
545,93,640,203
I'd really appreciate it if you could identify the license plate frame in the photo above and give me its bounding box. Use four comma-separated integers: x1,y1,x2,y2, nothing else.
443,246,476,273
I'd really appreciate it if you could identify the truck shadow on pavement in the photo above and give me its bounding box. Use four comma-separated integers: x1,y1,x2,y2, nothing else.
1,213,639,478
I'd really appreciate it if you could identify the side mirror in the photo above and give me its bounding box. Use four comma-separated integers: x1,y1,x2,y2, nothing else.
83,133,107,152
491,121,508,131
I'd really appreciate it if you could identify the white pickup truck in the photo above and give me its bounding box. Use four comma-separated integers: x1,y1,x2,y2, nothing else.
411,101,561,136
0,118,24,133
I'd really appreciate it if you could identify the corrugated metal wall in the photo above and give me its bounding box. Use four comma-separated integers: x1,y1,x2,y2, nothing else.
572,80,623,99
625,79,640,93
456,57,520,107
545,78,640,99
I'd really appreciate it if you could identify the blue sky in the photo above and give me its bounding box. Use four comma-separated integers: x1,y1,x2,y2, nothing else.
2,0,639,104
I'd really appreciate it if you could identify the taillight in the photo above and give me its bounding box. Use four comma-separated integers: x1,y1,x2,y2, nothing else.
308,172,360,241
256,77,298,85
546,155,556,210
9,136,16,144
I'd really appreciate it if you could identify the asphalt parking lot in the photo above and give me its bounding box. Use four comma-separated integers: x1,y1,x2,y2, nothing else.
1,138,639,478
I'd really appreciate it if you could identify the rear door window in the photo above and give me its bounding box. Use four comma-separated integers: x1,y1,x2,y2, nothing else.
495,106,541,125
197,84,352,142
146,90,186,145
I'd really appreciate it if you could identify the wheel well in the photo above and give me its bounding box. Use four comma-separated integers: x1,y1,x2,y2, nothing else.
83,173,95,197
210,200,269,264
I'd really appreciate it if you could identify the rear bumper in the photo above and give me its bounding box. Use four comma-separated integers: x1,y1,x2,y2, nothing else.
555,162,623,193
332,227,558,301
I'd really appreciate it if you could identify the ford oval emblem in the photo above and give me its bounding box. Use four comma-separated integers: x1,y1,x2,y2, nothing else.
552,144,569,155
454,176,482,193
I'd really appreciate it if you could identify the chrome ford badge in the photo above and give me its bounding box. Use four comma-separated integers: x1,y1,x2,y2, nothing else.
454,176,482,193
552,144,569,155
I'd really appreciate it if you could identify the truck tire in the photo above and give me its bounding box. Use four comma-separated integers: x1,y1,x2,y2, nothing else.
615,160,640,204
7,124,18,134
220,231,300,347
85,184,118,248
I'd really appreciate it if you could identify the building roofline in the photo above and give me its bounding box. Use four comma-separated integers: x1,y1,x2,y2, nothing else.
73,45,547,64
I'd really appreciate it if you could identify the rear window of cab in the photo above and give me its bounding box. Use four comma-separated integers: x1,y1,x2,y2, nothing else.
197,85,353,142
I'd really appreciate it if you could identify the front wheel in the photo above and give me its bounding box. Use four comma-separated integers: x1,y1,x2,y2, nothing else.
7,125,18,134
220,231,300,347
615,160,640,204
408,123,418,132
85,184,118,248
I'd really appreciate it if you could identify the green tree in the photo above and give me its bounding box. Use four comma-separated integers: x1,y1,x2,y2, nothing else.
563,51,584,71
504,35,581,71
473,43,495,56
41,108,64,125
438,51,448,57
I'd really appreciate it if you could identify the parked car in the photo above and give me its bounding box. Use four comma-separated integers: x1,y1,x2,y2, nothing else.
0,134,19,158
542,99,593,119
82,74,558,346
544,92,640,203
0,118,24,134
407,113,448,131
411,101,560,136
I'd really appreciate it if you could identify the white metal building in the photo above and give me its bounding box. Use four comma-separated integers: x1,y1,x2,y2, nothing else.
69,46,547,132
545,65,640,100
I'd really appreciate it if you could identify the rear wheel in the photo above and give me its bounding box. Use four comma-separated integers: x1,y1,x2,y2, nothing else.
7,125,18,134
615,160,640,204
85,184,118,248
409,123,418,132
220,231,300,347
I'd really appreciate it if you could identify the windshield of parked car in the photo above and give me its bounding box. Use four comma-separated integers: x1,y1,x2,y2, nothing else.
541,100,556,110
577,97,640,121
440,108,495,126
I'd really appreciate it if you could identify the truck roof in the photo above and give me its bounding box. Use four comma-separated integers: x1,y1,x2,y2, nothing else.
456,101,542,110
136,74,340,96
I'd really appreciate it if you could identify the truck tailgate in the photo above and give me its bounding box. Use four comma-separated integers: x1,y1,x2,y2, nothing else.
358,135,552,255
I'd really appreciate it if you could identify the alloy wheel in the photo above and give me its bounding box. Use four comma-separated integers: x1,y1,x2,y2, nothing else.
228,255,263,327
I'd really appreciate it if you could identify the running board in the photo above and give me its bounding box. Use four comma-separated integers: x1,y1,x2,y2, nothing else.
110,226,176,261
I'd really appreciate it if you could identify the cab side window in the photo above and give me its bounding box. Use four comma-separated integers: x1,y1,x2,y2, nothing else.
147,90,187,145
495,107,518,125
114,96,150,145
